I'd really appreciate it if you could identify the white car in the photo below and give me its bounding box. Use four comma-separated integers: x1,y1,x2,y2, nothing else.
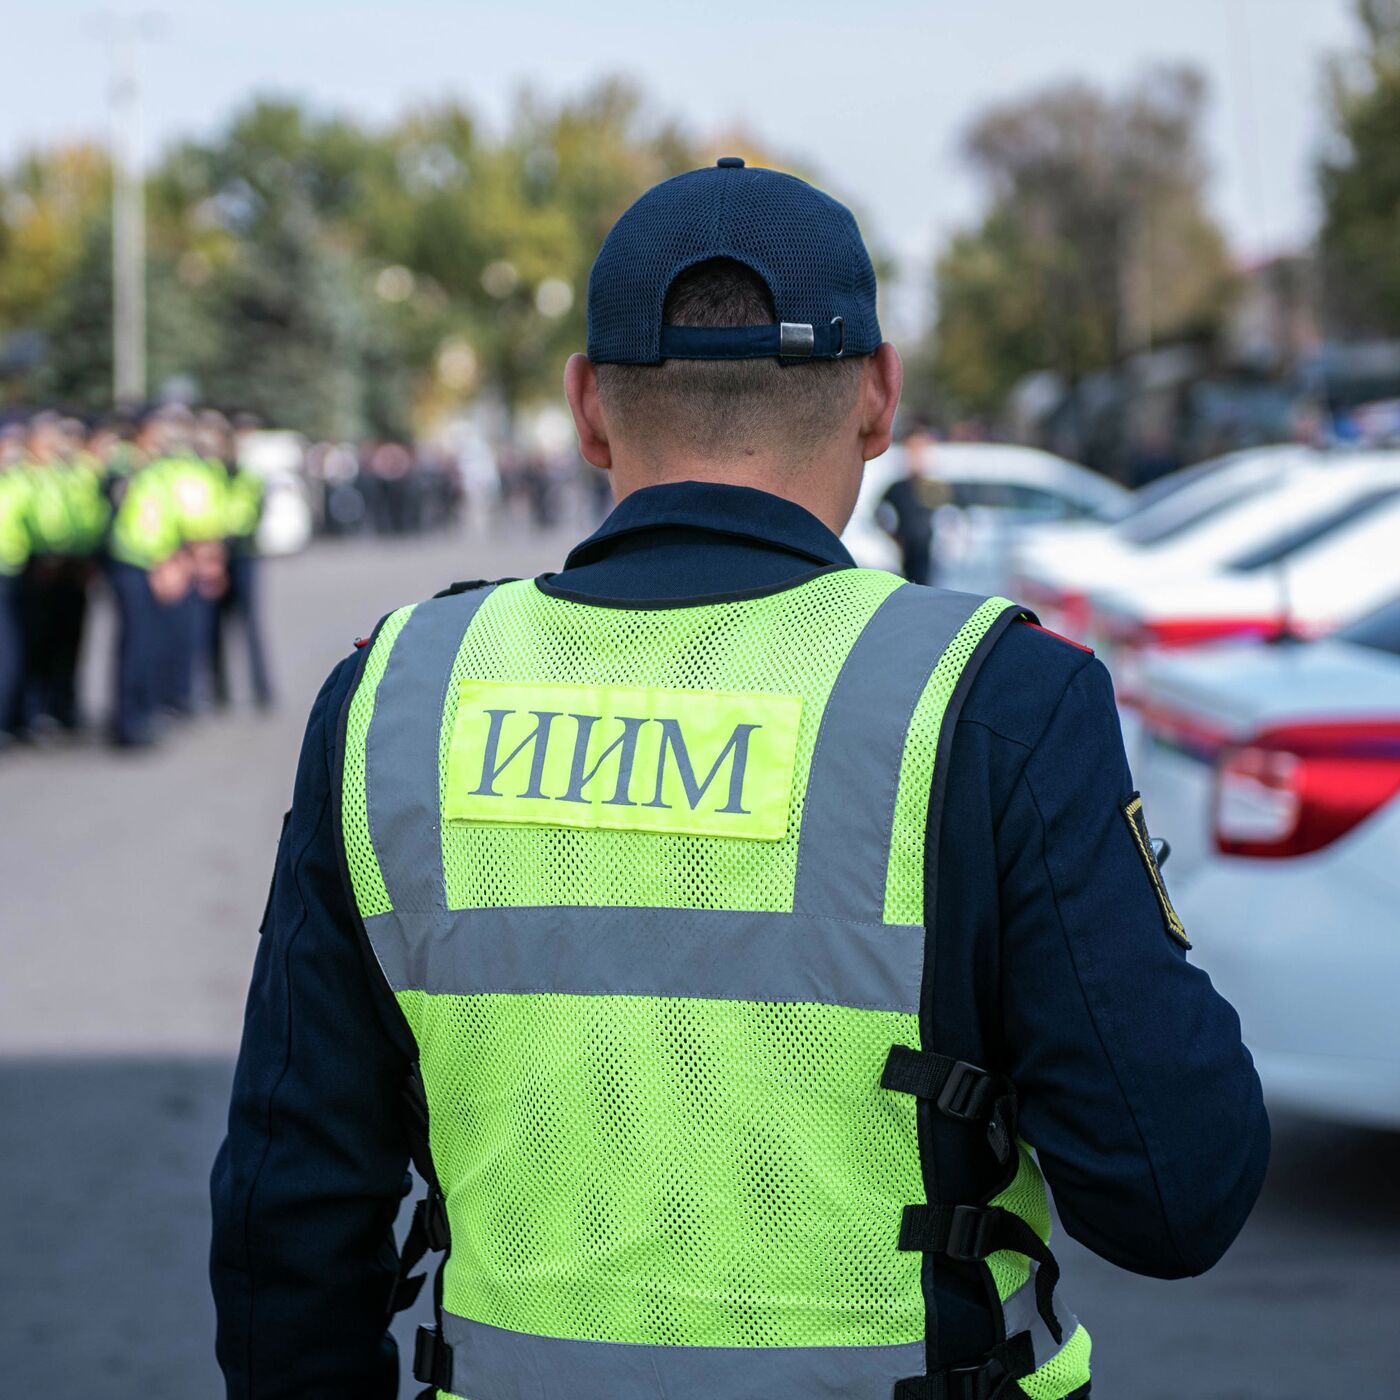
1012,445,1319,638
844,442,1125,593
1087,454,1400,696
1132,600,1400,1128
240,430,314,556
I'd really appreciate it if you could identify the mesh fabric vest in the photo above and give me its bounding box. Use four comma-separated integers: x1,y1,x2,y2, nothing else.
337,569,1091,1400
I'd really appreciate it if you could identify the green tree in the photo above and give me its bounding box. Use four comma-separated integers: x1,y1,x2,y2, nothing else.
923,65,1232,419
1319,0,1400,334
151,100,394,435
0,84,815,431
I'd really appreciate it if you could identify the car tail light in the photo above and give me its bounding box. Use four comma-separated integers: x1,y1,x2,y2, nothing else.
1114,616,1287,651
1213,721,1400,858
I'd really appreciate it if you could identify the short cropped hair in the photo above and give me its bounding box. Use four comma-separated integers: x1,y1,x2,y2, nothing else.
595,259,866,464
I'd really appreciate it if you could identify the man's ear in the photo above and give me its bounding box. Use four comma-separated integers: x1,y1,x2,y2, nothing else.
858,343,903,462
565,354,612,471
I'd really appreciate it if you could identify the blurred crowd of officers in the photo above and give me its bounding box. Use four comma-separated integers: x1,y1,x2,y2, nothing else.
0,407,271,752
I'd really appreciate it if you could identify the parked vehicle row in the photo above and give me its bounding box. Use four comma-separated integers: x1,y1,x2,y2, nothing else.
1133,601,1400,1128
843,442,1127,593
849,436,1400,1129
1000,443,1400,1130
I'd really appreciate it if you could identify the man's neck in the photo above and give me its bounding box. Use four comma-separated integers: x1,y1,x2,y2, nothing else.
608,459,856,537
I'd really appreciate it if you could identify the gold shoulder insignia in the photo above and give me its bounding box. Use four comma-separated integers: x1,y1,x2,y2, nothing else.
1122,793,1191,948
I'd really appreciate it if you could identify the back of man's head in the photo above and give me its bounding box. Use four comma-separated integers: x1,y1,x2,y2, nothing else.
595,258,865,469
569,161,901,528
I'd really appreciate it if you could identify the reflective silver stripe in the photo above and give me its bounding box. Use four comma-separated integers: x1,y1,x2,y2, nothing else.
364,586,496,919
439,1310,924,1400
1002,1267,1080,1372
794,585,990,925
364,904,923,1011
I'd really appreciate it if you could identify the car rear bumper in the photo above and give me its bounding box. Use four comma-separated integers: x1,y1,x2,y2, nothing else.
1175,854,1400,1129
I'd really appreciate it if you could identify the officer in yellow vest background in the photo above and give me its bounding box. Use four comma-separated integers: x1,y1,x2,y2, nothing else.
15,413,108,733
203,410,274,710
107,417,185,748
214,162,1269,1400
0,425,33,744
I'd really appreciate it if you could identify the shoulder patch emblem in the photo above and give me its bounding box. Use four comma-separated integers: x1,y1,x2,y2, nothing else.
1122,793,1191,948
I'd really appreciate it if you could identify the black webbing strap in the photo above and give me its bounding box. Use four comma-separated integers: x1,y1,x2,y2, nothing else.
893,1331,1036,1400
899,1205,1063,1345
401,1065,436,1180
413,1324,453,1393
882,1045,1018,1166
388,1065,452,1319
387,1188,451,1315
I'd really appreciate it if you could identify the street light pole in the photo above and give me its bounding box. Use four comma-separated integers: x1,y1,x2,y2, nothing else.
105,14,160,408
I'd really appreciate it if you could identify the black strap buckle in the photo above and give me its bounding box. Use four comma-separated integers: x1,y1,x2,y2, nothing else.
898,1204,997,1261
899,1204,1063,1344
881,1046,999,1123
942,1360,1008,1400
413,1325,453,1391
937,1060,994,1122
944,1205,997,1262
893,1330,1036,1400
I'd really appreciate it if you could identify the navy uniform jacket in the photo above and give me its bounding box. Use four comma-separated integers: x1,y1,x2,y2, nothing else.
211,481,1269,1398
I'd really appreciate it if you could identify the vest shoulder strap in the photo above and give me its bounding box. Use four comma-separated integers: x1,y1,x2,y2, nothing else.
795,583,1023,930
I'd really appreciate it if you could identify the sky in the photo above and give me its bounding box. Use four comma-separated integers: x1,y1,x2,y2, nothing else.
2,0,1363,336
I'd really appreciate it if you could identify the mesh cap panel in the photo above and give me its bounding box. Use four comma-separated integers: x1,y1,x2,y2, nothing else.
587,164,881,364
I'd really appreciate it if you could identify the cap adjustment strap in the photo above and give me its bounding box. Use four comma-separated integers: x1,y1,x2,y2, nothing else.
657,320,848,361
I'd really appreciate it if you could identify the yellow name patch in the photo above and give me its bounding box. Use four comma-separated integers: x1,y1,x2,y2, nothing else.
445,681,803,840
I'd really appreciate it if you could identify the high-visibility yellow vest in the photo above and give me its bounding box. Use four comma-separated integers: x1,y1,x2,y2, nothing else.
109,467,182,570
0,471,32,577
337,570,1090,1400
21,461,77,556
223,465,266,545
61,455,111,557
157,453,227,544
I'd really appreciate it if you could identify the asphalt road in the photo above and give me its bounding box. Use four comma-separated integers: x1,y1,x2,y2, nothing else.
2,521,1397,1398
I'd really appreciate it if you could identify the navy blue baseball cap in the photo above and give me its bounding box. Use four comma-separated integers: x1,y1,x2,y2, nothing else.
586,157,881,365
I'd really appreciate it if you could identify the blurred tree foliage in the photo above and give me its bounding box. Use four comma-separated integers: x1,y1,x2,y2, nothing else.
1319,0,1400,335
916,65,1232,420
0,81,714,434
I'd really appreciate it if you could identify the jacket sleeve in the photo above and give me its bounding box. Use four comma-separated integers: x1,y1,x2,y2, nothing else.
211,656,414,1398
995,655,1270,1279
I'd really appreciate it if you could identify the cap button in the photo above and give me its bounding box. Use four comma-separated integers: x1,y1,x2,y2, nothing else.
716,156,745,169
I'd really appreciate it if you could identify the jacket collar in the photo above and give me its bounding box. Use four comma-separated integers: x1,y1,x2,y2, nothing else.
564,481,855,570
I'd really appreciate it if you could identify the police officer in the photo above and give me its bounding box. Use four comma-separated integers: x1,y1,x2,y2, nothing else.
0,432,33,744
213,163,1268,1400
16,416,80,731
206,412,273,709
107,435,183,748
51,418,110,730
879,423,949,584
144,410,223,714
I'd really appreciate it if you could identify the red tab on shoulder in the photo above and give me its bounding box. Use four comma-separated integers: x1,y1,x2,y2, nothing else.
1018,618,1094,654
353,636,370,649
